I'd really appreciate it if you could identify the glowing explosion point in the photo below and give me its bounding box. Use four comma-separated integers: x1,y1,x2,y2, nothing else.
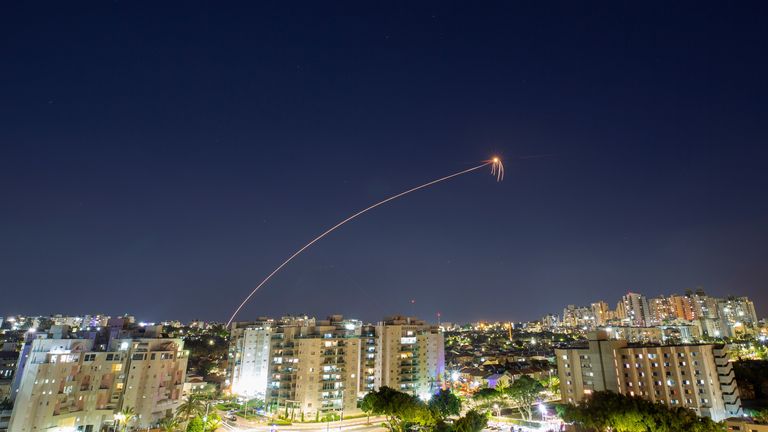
226,157,505,327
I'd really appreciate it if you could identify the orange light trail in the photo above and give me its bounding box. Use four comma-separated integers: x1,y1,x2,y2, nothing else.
226,158,504,327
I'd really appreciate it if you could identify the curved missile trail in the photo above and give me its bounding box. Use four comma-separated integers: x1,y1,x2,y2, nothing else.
226,158,504,327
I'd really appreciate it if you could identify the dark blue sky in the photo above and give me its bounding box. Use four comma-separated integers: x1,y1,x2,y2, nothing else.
2,2,767,323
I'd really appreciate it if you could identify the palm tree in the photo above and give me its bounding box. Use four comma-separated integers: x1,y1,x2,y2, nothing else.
115,406,137,432
176,396,205,420
203,415,222,432
158,416,180,432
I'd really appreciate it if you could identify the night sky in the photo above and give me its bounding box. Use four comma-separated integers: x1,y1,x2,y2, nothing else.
2,2,767,324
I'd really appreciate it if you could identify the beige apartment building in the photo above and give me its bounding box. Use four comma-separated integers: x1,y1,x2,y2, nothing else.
556,331,742,421
8,335,188,432
373,316,444,399
266,316,362,421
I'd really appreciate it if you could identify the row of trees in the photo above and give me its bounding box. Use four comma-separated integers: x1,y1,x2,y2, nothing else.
557,391,725,432
361,386,487,432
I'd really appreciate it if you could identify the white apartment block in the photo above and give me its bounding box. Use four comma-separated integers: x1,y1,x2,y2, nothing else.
718,297,759,337
8,335,188,432
556,331,742,421
227,320,274,398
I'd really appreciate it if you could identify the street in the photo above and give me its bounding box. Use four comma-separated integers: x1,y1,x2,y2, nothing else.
218,416,388,432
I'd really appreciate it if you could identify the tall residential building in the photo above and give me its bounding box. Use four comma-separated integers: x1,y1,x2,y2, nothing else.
556,331,742,421
540,314,560,330
8,334,188,432
615,300,627,322
265,315,362,421
373,316,444,399
590,302,610,326
227,319,274,398
717,297,759,337
360,325,377,395
686,289,719,321
562,305,596,330
621,292,650,327
648,296,677,325
669,294,696,321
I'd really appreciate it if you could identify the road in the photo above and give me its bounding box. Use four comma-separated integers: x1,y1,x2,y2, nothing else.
218,416,388,432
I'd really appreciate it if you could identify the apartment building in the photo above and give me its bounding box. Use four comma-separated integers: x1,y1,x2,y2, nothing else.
265,315,362,421
7,332,188,432
0,351,17,400
556,331,742,421
359,325,377,395
648,296,677,325
622,293,651,327
718,297,759,337
227,319,274,398
562,306,596,330
590,302,611,326
229,315,445,418
374,316,444,398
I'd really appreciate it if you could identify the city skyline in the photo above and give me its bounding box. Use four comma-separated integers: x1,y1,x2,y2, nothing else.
3,2,768,323
2,287,762,332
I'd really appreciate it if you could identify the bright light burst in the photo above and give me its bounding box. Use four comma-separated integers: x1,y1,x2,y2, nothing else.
226,156,504,327
490,157,504,181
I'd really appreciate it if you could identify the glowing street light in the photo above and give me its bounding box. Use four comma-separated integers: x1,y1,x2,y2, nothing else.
538,402,548,420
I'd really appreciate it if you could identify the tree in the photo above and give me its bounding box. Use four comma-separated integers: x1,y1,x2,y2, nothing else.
360,392,376,424
185,417,204,432
471,387,500,409
361,386,435,431
158,416,180,432
203,413,221,432
542,375,560,395
752,408,768,424
428,389,461,420
453,409,488,432
115,407,136,432
505,375,544,421
176,396,205,420
559,391,725,432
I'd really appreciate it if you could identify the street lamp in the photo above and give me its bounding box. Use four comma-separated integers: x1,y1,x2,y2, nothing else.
538,402,548,420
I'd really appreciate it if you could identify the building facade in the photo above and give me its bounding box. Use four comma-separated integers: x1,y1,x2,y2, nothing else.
265,315,362,421
228,315,445,420
373,316,444,399
622,293,651,327
556,331,742,421
7,335,188,432
227,319,274,398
